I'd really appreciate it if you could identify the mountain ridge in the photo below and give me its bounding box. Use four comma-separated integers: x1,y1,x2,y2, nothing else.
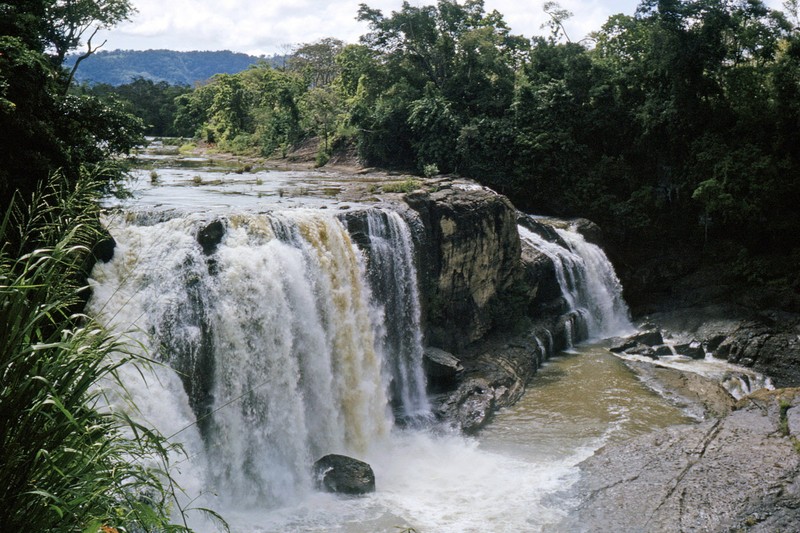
64,49,284,86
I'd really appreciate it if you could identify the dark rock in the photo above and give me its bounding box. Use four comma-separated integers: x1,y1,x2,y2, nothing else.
625,343,657,359
674,341,705,359
197,219,225,255
437,377,496,433
630,329,664,346
423,347,464,391
609,339,638,353
433,335,537,433
710,316,800,386
704,334,727,352
404,184,527,350
92,234,116,263
653,345,674,357
313,454,375,495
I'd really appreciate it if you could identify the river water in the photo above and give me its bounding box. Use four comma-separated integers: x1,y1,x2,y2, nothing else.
210,343,693,533
91,151,734,532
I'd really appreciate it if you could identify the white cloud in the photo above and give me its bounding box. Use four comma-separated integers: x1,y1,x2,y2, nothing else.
94,0,788,55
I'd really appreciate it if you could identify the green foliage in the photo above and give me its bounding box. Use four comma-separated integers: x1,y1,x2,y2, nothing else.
161,0,800,265
383,178,423,193
0,175,216,532
422,163,440,178
80,78,192,136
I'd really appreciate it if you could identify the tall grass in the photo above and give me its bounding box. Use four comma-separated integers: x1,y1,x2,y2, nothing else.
0,171,220,532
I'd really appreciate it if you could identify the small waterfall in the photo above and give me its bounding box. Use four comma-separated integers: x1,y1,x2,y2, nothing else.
87,208,431,508
519,220,633,343
362,209,430,421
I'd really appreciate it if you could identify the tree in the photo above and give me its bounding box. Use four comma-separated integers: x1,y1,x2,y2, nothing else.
0,1,143,214
289,38,345,87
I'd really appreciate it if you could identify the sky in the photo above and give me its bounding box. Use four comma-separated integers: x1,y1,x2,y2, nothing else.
95,0,787,57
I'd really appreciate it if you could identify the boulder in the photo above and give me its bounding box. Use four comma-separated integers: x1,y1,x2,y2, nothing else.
625,343,657,359
313,454,375,495
423,347,464,391
609,339,638,353
653,345,674,357
630,329,664,346
674,341,705,359
197,219,225,255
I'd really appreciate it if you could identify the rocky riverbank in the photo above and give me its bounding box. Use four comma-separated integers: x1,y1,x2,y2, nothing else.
562,387,800,532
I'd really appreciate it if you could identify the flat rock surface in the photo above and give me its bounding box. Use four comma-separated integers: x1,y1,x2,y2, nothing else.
560,389,800,532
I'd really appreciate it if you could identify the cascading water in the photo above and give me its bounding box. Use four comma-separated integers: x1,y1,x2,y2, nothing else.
87,186,671,532
88,209,428,510
519,220,634,343
361,209,430,421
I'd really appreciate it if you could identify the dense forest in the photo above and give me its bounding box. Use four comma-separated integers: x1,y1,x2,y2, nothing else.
112,0,797,303
63,49,278,85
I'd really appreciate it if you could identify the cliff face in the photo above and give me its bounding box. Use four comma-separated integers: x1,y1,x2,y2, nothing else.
403,185,525,350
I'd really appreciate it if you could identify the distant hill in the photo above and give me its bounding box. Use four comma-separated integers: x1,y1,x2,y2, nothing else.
64,49,285,86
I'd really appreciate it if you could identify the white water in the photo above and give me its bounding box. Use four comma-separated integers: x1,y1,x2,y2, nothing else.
519,222,634,341
87,198,661,532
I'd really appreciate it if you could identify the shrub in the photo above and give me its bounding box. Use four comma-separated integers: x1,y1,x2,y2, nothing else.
0,174,224,532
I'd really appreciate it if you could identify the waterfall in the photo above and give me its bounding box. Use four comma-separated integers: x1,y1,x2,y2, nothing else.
362,209,430,421
519,220,633,343
87,208,428,509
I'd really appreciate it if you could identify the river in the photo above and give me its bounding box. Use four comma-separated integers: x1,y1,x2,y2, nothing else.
89,148,730,532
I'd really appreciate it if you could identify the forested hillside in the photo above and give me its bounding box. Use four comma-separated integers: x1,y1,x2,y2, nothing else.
64,49,280,85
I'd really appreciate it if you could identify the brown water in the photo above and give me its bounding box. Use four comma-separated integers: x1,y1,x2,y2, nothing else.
480,342,696,463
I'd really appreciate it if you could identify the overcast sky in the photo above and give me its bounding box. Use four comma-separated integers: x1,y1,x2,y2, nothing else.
95,0,787,56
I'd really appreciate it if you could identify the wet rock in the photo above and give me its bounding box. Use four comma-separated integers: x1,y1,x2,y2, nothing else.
711,315,800,387
625,343,657,359
630,329,664,347
674,341,705,359
433,335,537,433
623,360,736,418
313,454,375,495
197,219,225,255
423,347,464,391
609,339,638,353
653,345,674,357
437,377,496,433
563,389,800,532
92,234,116,263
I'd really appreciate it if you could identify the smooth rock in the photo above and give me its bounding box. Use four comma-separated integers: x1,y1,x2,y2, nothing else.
313,454,375,495
562,389,800,532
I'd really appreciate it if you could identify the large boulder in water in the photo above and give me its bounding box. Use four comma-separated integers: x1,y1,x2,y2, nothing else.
313,454,375,495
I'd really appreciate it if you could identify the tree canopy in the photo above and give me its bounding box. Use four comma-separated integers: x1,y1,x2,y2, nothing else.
0,0,143,212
